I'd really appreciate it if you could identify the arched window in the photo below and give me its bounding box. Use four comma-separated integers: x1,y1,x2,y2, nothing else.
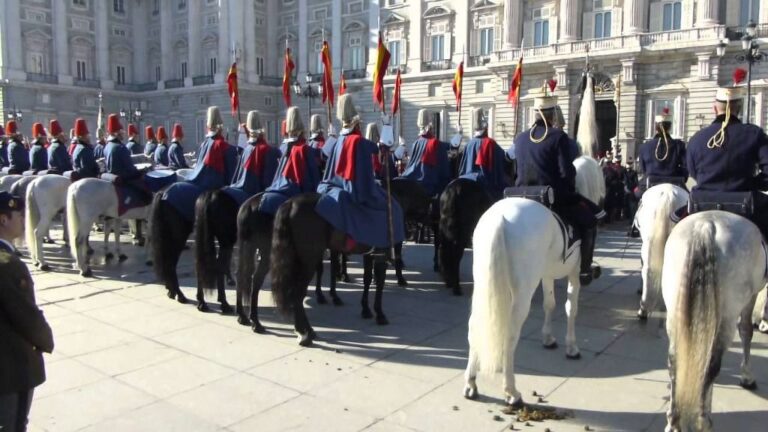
343,22,366,71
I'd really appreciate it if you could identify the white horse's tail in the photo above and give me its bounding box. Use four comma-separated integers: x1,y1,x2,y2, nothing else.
66,186,80,261
24,181,40,263
645,191,676,315
469,209,515,374
673,221,720,426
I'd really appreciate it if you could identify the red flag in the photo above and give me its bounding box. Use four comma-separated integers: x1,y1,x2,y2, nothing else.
391,69,402,115
451,61,464,112
508,54,523,107
339,69,347,96
320,41,334,107
227,62,239,117
282,48,295,107
372,32,391,109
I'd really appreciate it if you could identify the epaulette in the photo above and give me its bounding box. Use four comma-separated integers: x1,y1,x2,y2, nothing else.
0,249,13,264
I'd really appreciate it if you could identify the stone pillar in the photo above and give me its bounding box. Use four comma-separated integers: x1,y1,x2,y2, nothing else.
368,0,381,71
408,0,423,73
187,0,200,84
332,0,342,75
4,0,24,79
95,0,113,88
620,58,635,84
216,0,230,83
696,0,719,27
245,1,257,83
454,1,468,66
160,0,173,81
504,0,522,48
623,0,648,34
761,1,768,24
133,0,148,83
696,52,712,80
298,0,308,79
265,0,277,78
559,0,580,42
52,0,71,84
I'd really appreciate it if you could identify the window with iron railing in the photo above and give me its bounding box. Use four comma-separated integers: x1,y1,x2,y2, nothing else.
662,1,682,31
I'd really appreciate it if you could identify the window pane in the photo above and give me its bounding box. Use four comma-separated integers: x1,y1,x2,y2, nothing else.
534,22,542,46
595,13,603,38
604,12,611,37
542,21,549,45
663,4,672,30
673,3,681,30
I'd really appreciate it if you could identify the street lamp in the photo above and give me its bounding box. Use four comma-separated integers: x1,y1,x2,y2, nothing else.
6,105,23,124
119,102,143,134
719,21,766,123
293,73,321,127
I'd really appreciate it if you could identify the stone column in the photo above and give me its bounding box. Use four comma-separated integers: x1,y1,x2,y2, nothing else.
368,0,381,71
623,0,648,34
454,2,468,66
216,0,230,83
332,0,342,75
696,0,719,27
160,0,173,81
504,0,522,48
3,0,24,79
187,0,200,84
559,0,580,42
95,0,113,88
298,0,308,78
133,0,148,83
245,0,257,83
761,1,768,25
265,0,277,78
52,0,71,84
408,0,423,73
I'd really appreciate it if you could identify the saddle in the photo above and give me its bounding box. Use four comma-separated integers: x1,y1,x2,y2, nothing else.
688,189,754,218
503,186,555,208
646,175,686,189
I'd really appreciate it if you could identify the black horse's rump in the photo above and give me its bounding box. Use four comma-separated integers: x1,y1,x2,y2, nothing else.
195,189,239,293
149,191,193,290
439,178,493,295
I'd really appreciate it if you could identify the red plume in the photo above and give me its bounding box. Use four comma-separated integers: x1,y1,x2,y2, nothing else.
662,107,670,115
548,79,558,93
733,68,747,85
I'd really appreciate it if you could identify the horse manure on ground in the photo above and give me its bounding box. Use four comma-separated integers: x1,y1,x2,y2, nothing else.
502,404,570,422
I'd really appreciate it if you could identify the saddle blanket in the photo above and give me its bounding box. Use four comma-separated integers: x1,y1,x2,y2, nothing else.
220,186,252,207
161,182,204,222
114,184,152,217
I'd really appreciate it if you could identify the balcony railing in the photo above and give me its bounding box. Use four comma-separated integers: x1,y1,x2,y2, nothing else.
343,69,367,79
164,79,184,89
726,23,768,40
259,76,283,86
192,75,214,86
136,82,158,91
114,83,142,91
27,73,58,84
468,55,493,67
422,60,452,71
306,72,324,83
73,78,100,88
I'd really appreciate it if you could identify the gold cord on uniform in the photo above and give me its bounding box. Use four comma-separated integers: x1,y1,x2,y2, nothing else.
707,101,729,149
530,108,549,143
655,127,670,161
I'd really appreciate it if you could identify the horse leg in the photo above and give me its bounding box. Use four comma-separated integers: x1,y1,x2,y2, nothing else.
103,218,114,261
698,341,725,432
217,246,234,314
341,253,351,283
315,258,327,304
502,301,528,408
329,252,343,305
462,348,480,400
361,254,373,319
395,242,407,287
294,297,315,347
249,255,270,334
541,279,558,349
432,221,440,272
373,255,389,325
759,286,768,333
116,219,127,262
738,296,758,389
35,217,51,271
665,353,680,432
564,272,582,359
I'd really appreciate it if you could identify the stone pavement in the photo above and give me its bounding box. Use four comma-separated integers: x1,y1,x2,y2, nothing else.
23,223,768,432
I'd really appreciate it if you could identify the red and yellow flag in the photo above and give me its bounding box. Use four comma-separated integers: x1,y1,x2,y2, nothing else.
339,69,347,96
391,69,402,115
451,61,464,112
320,41,334,107
508,54,523,107
226,62,239,117
372,32,391,109
282,48,295,107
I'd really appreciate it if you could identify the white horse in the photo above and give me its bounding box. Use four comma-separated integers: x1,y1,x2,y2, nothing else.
66,178,151,276
634,184,689,319
574,155,606,206
25,175,71,270
662,211,764,432
0,174,23,192
463,198,585,406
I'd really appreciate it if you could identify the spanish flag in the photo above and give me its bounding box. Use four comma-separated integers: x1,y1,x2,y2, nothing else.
391,68,402,115
372,32,391,109
339,69,347,96
227,62,239,117
451,61,464,112
282,48,295,108
508,54,523,107
320,41,334,107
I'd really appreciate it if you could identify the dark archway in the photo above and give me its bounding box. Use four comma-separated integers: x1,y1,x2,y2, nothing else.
595,100,617,154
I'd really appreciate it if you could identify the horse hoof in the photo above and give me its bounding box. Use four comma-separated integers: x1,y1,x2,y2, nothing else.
81,269,93,278
463,385,478,400
105,253,114,261
592,266,602,280
740,379,758,390
145,260,153,267
133,239,145,247
39,264,51,271
176,294,188,304
637,308,648,321
297,330,315,347
87,248,94,256
237,315,251,326
197,303,210,312
226,278,235,287
316,294,328,305
543,340,558,350
452,288,463,296
342,275,352,283
506,398,525,409
376,315,389,326
758,320,768,334
361,309,373,319
252,323,267,334
433,265,440,272
118,254,128,262
332,296,344,306
566,351,582,360
397,278,408,287
220,303,233,315
167,290,176,300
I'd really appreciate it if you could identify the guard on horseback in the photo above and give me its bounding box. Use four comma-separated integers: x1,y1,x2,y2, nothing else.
126,124,142,155
143,126,158,157
637,107,687,195
222,110,281,205
368,123,397,183
458,108,508,199
0,125,8,168
69,118,100,180
93,129,106,161
28,123,48,174
153,126,170,167
167,124,189,170
103,114,153,207
513,93,602,285
47,120,72,175
3,121,29,175
684,71,768,241
259,107,321,215
316,94,405,254
400,109,452,198
309,114,329,173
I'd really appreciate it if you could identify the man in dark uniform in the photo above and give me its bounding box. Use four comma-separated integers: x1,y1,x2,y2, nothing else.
513,93,602,285
309,114,328,172
637,107,687,196
458,108,508,199
368,122,397,183
686,78,768,240
46,120,72,175
4,121,30,174
28,123,48,174
93,129,106,161
400,109,452,198
0,192,54,432
0,125,8,168
167,124,189,170
143,126,158,157
126,123,143,155
70,119,100,180
103,114,151,205
153,126,170,167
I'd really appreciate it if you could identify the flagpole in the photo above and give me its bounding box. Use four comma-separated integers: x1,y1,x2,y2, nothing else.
513,41,523,138
458,46,464,127
377,26,395,262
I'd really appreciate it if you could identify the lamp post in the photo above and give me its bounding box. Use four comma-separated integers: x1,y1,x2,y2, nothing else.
293,73,321,127
717,21,765,123
119,102,143,133
6,105,23,125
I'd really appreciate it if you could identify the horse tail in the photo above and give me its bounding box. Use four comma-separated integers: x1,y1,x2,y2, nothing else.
645,190,675,315
439,180,460,280
25,180,40,263
271,199,300,317
236,202,258,308
469,205,515,374
194,190,218,295
673,221,720,426
149,191,169,282
66,184,80,261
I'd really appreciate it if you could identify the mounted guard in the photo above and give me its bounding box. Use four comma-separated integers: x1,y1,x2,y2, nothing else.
399,109,452,198
167,124,189,170
126,123,143,155
637,107,687,195
27,123,48,174
69,119,100,180
153,126,170,167
368,122,397,183
46,120,72,175
102,114,152,214
458,108,508,199
3,121,29,175
143,126,158,157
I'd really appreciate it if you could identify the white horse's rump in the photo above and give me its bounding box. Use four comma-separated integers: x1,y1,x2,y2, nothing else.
662,211,765,431
635,184,689,319
0,174,23,192
25,175,71,269
464,198,582,406
66,178,151,276
574,155,605,207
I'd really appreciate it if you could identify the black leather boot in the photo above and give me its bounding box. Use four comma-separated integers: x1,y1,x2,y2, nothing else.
579,227,600,285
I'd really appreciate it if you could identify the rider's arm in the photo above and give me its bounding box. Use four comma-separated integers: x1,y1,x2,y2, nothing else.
756,130,768,177
556,135,577,190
